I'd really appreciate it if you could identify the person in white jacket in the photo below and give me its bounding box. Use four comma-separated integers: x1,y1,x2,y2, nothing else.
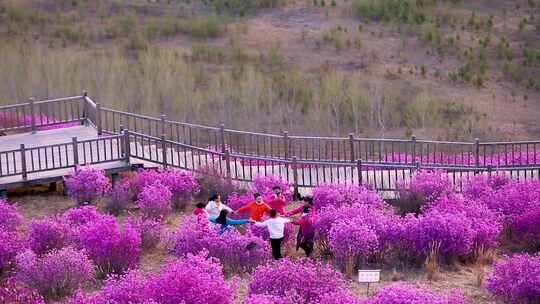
255,209,290,260
205,193,233,218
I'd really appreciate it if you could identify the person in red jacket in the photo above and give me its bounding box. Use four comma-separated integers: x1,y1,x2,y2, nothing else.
291,205,315,257
268,186,286,215
236,193,272,222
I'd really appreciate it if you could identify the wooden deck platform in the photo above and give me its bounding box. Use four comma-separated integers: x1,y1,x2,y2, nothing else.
0,126,134,191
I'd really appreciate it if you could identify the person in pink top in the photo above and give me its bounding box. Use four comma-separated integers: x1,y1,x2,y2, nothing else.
268,186,286,215
193,202,208,218
291,205,315,257
286,196,316,217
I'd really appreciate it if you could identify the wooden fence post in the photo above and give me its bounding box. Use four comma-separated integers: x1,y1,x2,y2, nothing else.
220,123,226,153
357,159,363,186
474,138,480,174
283,131,289,159
123,129,131,163
224,149,232,184
96,102,102,135
160,114,167,138
29,97,36,133
349,133,355,162
82,91,88,126
161,134,167,168
72,137,79,165
292,156,300,199
411,135,417,163
20,144,27,181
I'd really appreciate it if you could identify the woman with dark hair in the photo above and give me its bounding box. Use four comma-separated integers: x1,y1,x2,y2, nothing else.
205,193,233,218
209,209,250,234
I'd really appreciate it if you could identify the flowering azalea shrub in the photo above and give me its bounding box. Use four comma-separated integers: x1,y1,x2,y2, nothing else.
125,217,163,250
462,174,509,201
486,253,540,304
0,277,45,304
422,195,503,252
63,206,102,227
328,219,379,271
159,169,200,209
28,217,72,255
252,174,293,201
248,258,359,304
195,165,241,202
76,215,141,276
168,216,270,273
15,247,94,300
511,209,540,250
396,170,451,215
72,252,235,304
0,229,26,274
481,180,540,249
365,283,466,304
0,198,23,231
314,203,401,259
312,184,386,209
137,181,173,220
131,169,200,210
64,167,111,204
104,179,133,216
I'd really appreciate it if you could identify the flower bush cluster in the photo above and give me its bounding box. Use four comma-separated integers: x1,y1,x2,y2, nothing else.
71,212,141,276
15,247,94,300
312,184,386,209
248,258,359,304
132,169,200,209
28,217,72,255
0,199,25,273
104,179,133,215
64,167,111,204
137,181,173,220
195,165,241,202
400,194,503,261
0,198,23,231
396,170,452,215
72,252,235,304
168,216,270,272
314,202,401,259
125,217,163,250
486,253,540,304
0,277,45,304
474,180,540,249
365,283,466,304
328,219,379,270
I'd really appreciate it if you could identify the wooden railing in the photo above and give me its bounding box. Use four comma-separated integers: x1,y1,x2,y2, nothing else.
2,94,540,191
0,133,126,182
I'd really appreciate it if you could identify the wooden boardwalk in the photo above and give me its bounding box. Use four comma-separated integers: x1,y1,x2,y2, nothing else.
0,126,131,190
1,94,539,194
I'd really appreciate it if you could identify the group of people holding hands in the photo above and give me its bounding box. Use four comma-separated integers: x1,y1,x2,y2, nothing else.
192,186,316,260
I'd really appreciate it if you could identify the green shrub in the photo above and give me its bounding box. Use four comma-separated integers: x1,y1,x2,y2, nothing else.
127,31,148,51
191,43,226,62
207,0,283,15
181,16,222,39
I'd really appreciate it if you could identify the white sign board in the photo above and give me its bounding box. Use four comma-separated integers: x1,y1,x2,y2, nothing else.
358,270,381,283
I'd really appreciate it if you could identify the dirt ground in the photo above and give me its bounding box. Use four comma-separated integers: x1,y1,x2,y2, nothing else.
8,187,496,303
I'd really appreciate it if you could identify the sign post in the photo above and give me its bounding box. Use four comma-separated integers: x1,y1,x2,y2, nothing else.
358,269,381,296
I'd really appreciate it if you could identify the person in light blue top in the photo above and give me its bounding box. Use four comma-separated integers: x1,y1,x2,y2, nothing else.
209,209,251,234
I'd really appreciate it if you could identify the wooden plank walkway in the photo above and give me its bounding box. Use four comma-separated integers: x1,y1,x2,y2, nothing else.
0,126,132,190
